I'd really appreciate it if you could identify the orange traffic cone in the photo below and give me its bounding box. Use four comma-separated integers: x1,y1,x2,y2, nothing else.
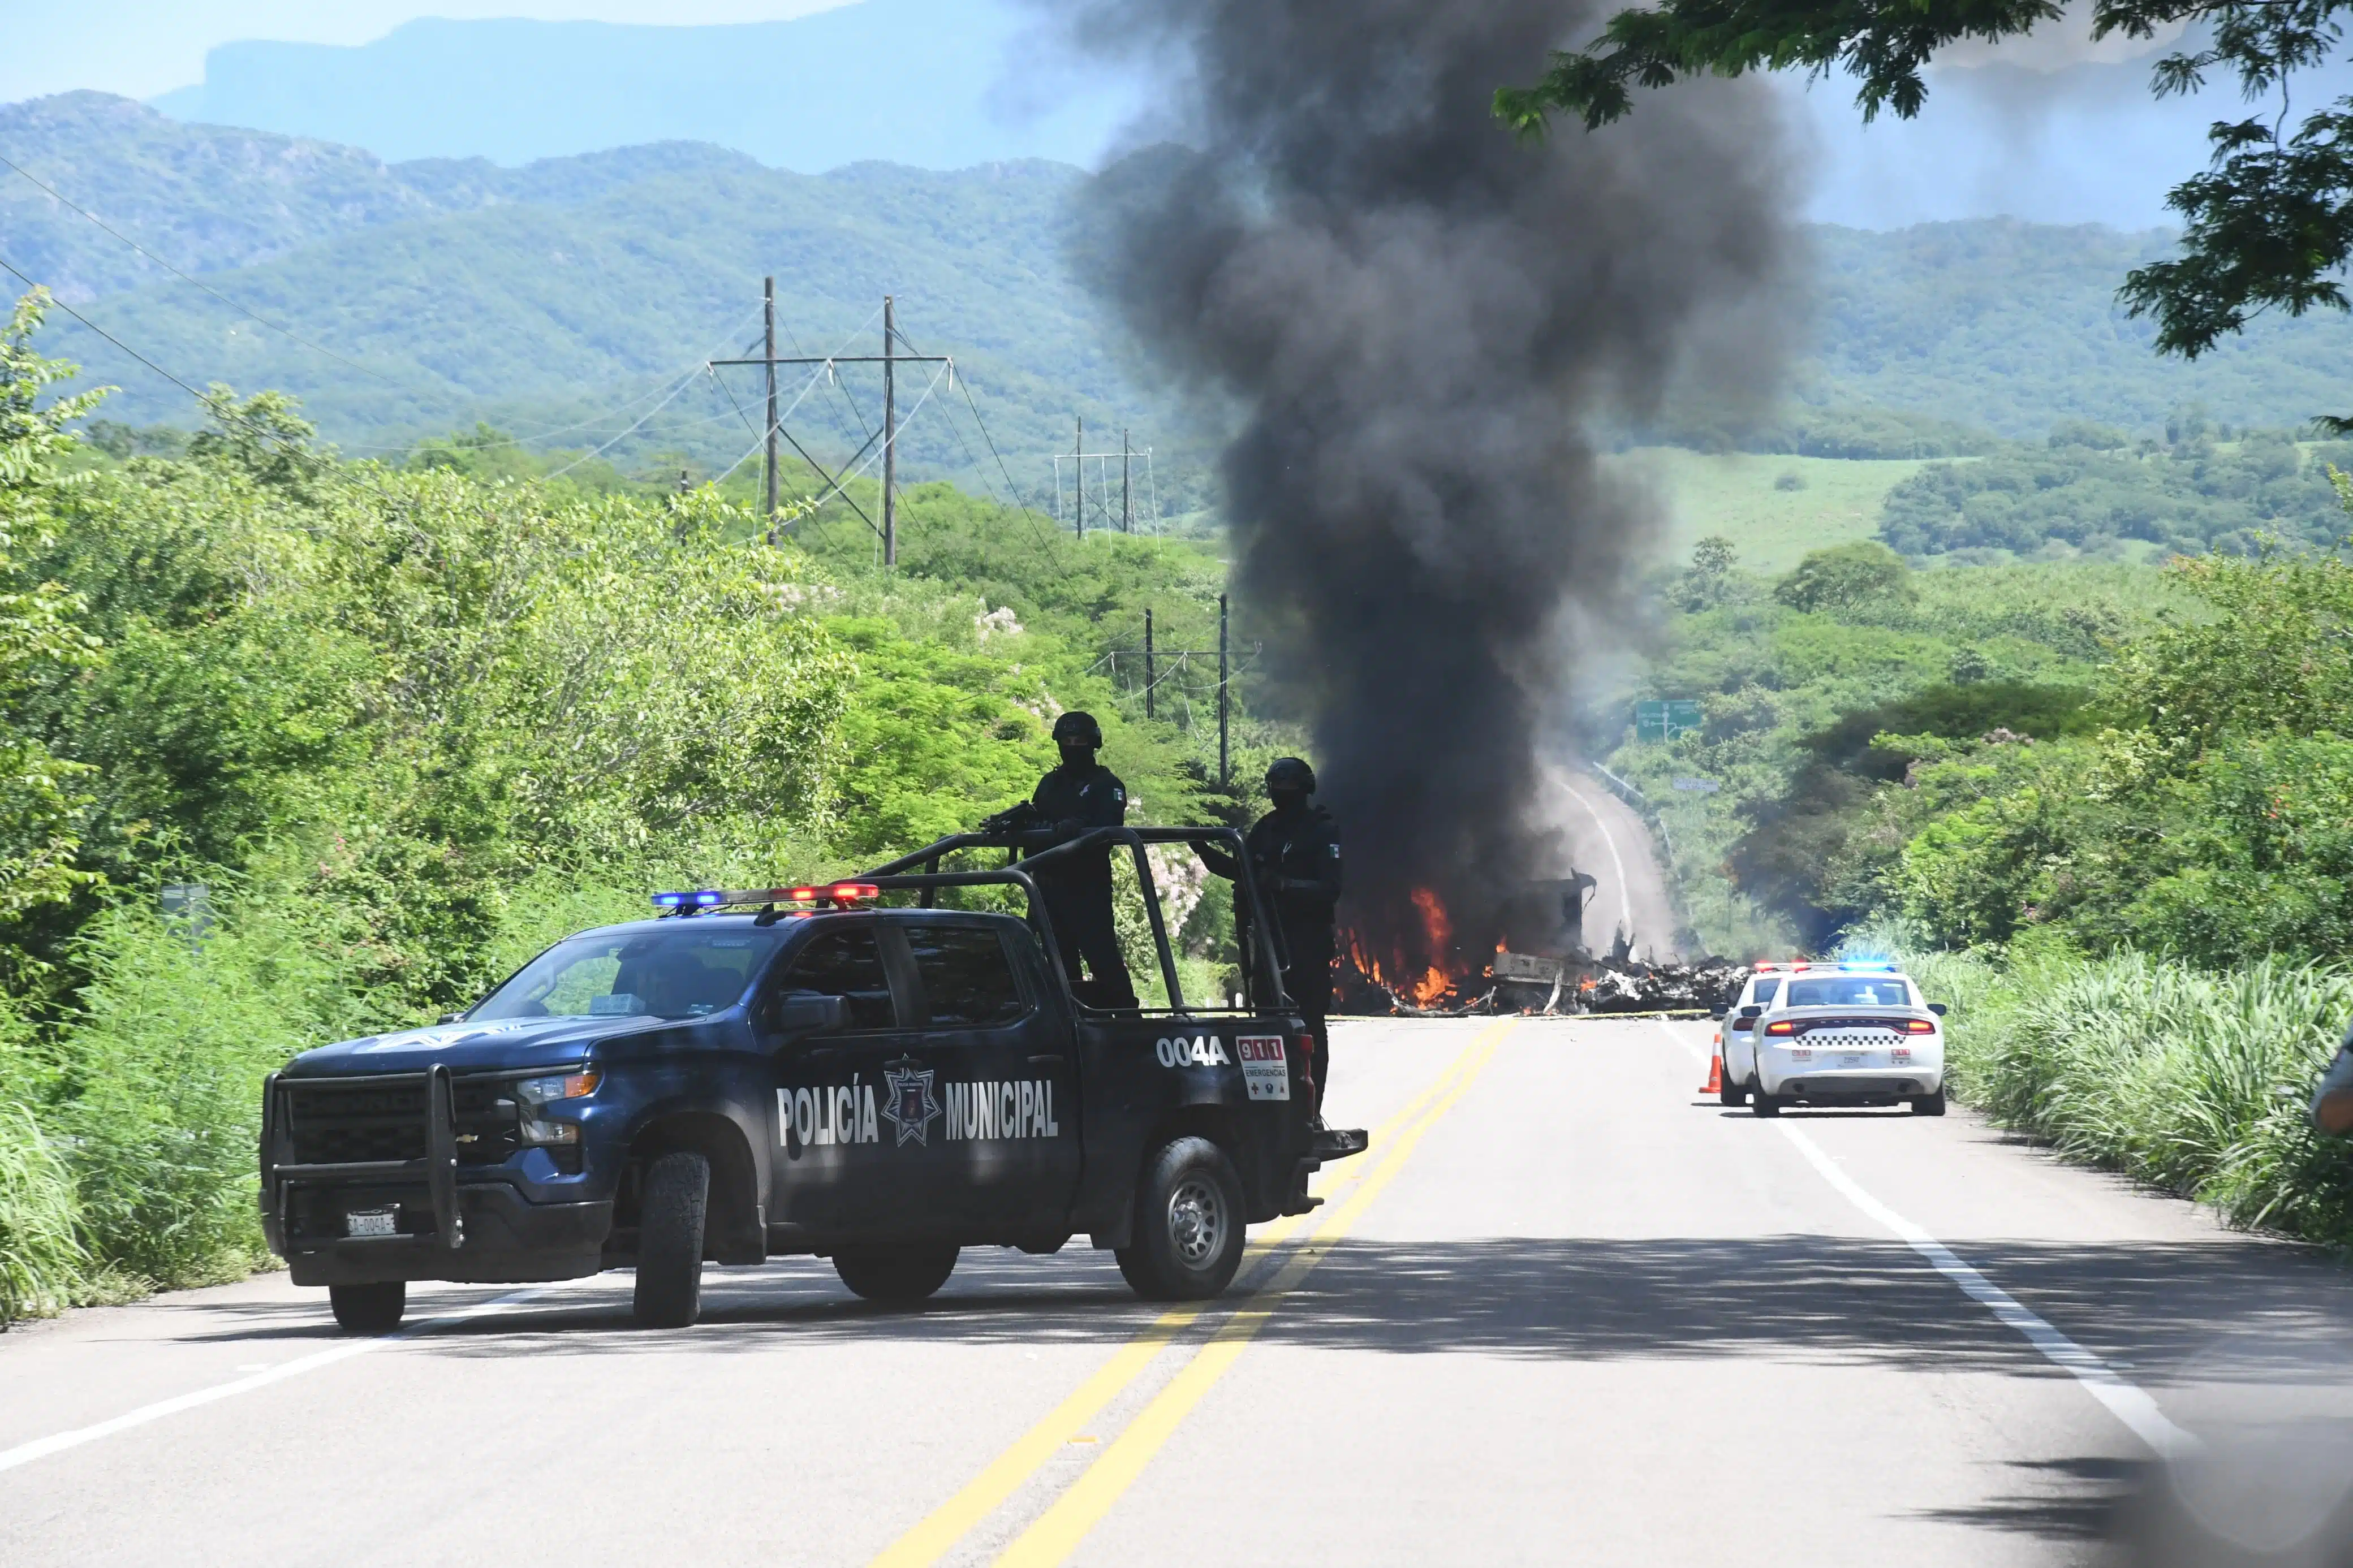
1700,1054,1722,1095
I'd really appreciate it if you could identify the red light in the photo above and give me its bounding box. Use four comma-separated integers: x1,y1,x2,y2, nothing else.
1765,1020,1796,1036
784,886,820,902
1904,1018,1936,1034
828,883,879,904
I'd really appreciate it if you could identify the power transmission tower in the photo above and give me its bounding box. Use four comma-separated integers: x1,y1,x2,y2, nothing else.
1053,426,1161,535
763,278,779,522
713,287,947,566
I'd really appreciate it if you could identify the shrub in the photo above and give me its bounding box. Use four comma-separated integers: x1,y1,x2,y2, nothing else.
0,1100,83,1319
1937,949,2353,1243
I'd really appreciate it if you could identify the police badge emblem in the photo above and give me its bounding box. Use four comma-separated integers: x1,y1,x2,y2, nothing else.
880,1056,942,1146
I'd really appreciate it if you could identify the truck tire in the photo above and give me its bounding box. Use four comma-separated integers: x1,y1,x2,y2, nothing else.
329,1281,405,1333
632,1150,710,1328
1911,1087,1947,1117
833,1245,959,1303
1749,1088,1782,1117
1116,1137,1246,1302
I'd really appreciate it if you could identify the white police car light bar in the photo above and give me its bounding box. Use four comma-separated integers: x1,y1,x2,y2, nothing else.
651,883,880,911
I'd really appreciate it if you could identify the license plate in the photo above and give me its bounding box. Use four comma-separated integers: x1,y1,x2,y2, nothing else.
346,1208,398,1238
1842,1054,1867,1067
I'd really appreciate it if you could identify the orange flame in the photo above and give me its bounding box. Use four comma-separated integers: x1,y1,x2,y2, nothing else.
1342,888,1467,1009
1405,887,1451,1004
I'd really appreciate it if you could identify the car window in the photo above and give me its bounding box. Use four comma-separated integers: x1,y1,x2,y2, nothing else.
1751,978,1781,1005
907,923,1027,1028
778,926,898,1029
473,926,786,1021
1783,975,1913,1008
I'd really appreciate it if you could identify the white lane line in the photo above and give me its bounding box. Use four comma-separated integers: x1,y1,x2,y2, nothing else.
0,1274,613,1476
1651,1017,2195,1455
1778,1125,2196,1457
1562,776,1634,935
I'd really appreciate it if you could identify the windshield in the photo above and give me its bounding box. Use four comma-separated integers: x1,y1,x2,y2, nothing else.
471,925,788,1021
1783,975,1915,1009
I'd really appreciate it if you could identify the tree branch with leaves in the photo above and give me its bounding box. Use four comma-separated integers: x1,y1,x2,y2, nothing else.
1497,0,2353,425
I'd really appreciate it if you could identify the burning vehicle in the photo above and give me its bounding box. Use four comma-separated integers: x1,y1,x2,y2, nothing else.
1334,873,1744,1018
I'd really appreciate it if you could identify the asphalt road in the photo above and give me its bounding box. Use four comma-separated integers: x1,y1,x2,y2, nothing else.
8,1017,2353,1567
1537,764,1682,962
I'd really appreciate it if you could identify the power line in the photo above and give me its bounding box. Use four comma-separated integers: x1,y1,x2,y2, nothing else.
0,152,404,386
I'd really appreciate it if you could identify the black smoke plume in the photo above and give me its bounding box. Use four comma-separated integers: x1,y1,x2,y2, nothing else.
1058,0,1800,987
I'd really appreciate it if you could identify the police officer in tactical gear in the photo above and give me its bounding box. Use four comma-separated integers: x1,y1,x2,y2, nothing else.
1196,757,1342,1111
1024,711,1136,1008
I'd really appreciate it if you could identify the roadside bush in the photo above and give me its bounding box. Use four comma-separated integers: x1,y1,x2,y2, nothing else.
0,1100,83,1320
1936,948,2353,1245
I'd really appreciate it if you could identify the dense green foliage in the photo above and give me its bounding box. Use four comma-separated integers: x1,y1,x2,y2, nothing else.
0,301,1268,1320
1604,537,2166,953
1880,426,2353,558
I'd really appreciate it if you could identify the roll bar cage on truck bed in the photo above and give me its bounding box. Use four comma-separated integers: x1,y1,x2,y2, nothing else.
861,823,1303,1016
260,822,1365,1333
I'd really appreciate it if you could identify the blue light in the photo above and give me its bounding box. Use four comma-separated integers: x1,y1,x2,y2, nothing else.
652,892,689,908
693,891,723,906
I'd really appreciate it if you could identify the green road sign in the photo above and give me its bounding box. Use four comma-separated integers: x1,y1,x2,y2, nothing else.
1635,700,1703,742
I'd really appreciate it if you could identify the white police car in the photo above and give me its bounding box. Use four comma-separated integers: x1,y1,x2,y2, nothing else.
1711,966,1794,1107
1742,961,1947,1117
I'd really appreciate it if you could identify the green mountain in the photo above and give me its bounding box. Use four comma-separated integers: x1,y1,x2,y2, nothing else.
5,91,2351,499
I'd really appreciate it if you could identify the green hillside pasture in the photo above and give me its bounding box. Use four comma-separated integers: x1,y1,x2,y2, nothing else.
1617,448,1938,574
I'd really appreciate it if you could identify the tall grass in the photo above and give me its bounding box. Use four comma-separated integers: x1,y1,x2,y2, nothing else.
0,1101,84,1320
1936,949,2353,1245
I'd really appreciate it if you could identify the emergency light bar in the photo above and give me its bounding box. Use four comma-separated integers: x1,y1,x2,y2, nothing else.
652,883,881,913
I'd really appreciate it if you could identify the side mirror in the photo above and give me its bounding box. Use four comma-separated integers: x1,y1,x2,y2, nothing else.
771,992,850,1035
437,1012,466,1025
1738,1005,1763,1018
1928,1003,1949,1017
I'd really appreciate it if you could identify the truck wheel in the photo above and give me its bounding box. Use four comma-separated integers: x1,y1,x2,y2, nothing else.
1750,1088,1782,1117
329,1281,405,1333
833,1245,959,1303
632,1150,710,1328
1116,1137,1246,1302
1911,1087,1947,1117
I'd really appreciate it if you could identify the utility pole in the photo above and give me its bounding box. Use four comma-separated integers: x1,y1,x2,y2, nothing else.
762,278,779,525
1144,608,1155,720
1122,428,1131,533
1218,593,1229,788
710,295,946,555
1074,416,1084,539
882,295,897,567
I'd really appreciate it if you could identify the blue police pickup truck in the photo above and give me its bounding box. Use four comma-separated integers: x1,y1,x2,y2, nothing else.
260,827,1367,1332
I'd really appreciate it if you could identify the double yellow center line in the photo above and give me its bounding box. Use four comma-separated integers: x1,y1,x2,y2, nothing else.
868,1017,1519,1568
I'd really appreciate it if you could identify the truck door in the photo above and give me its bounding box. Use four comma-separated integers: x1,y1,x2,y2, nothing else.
899,918,1082,1234
761,919,922,1237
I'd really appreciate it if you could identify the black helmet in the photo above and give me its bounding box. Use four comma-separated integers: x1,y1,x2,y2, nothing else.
1266,757,1316,794
1051,710,1104,748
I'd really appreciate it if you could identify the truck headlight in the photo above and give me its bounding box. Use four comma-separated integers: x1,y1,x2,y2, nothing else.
520,1118,582,1145
516,1070,600,1106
